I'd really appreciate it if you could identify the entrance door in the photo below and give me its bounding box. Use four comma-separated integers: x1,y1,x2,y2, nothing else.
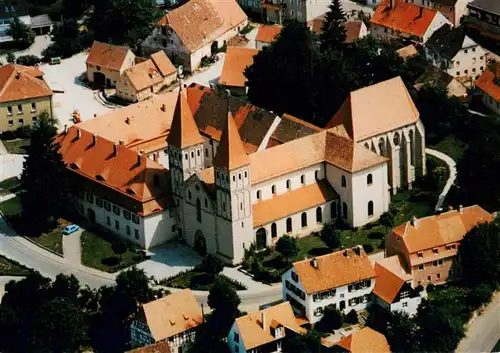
88,208,96,223
194,230,207,256
93,72,105,88
339,301,346,311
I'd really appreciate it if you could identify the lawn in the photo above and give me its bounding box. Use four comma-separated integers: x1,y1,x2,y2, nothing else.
160,270,247,291
0,255,34,276
0,196,22,216
430,135,468,162
3,138,30,154
81,228,149,273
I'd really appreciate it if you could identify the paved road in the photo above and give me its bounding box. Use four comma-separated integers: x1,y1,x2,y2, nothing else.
425,148,457,211
457,292,500,353
62,229,83,265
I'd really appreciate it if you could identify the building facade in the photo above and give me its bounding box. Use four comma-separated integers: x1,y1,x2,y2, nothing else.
260,0,330,24
465,0,500,41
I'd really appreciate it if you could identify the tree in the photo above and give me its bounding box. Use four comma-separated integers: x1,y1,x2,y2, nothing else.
282,330,322,353
385,311,420,353
345,309,358,324
379,212,394,235
6,52,15,64
319,0,346,52
276,235,299,262
16,54,41,66
320,223,340,250
7,17,35,48
316,306,343,332
20,113,68,232
197,254,224,279
89,0,162,50
458,222,500,286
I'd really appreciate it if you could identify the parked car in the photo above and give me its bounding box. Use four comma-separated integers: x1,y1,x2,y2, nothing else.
62,224,80,235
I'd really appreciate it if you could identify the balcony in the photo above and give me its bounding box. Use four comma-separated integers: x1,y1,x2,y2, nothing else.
260,0,286,10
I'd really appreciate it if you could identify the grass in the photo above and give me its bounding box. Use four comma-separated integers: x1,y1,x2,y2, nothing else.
3,138,30,154
81,228,149,273
0,255,34,276
0,196,22,216
492,340,500,352
160,270,247,291
430,135,468,162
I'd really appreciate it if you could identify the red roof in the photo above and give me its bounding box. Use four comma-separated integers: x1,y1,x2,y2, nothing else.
0,64,52,103
256,25,282,43
86,41,131,71
476,66,500,102
371,0,438,38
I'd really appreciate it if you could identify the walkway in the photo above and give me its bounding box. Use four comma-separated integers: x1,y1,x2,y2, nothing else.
425,148,457,211
62,229,82,265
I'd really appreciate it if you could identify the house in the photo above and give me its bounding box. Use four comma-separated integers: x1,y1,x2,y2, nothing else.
261,0,331,24
475,62,500,114
425,24,487,84
414,65,468,99
396,44,419,60
86,41,136,88
405,0,470,26
326,76,426,194
143,0,248,73
126,341,171,353
218,47,259,96
227,302,306,353
0,0,30,42
116,50,177,102
0,64,53,132
282,246,376,323
29,14,53,35
386,205,493,287
465,0,500,41
310,17,368,43
255,24,282,49
370,0,452,44
322,327,391,353
372,255,423,316
130,289,204,353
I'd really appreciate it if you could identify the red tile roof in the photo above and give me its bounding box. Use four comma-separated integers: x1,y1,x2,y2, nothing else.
371,0,438,38
475,65,500,102
150,50,176,77
213,110,250,171
219,46,259,88
336,327,391,353
255,25,282,43
86,41,131,71
0,64,52,103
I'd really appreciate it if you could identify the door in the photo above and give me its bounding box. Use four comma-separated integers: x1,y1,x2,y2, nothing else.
93,72,106,88
88,208,96,223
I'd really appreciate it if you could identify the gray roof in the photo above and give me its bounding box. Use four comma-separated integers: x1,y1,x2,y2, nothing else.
426,24,467,60
29,14,53,28
468,0,500,15
432,0,458,6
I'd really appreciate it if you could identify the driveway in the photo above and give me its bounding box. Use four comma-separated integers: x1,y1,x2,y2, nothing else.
40,52,113,131
0,35,52,63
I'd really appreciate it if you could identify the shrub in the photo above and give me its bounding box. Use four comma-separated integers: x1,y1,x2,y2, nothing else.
345,309,358,324
276,235,299,261
196,254,224,275
6,52,15,64
427,283,436,293
16,55,41,66
101,256,120,266
1,130,16,140
317,306,343,332
466,283,494,310
321,223,341,250
111,240,127,254
362,243,374,254
15,126,32,139
240,24,254,35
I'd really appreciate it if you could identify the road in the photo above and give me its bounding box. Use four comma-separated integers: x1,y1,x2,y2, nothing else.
426,148,457,211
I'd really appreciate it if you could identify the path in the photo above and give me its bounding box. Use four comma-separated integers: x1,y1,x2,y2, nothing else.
457,292,500,353
62,229,82,265
0,35,52,63
425,148,457,211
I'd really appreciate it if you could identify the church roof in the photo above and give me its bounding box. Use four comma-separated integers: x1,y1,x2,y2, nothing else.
166,87,205,149
213,110,250,171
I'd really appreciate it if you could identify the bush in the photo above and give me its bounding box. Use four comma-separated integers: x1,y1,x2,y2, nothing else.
345,309,358,324
466,283,494,310
111,240,127,254
6,52,15,64
15,126,32,139
101,256,120,266
276,235,299,261
317,306,343,332
16,55,41,66
240,24,254,35
196,254,224,275
1,130,16,140
362,244,374,254
321,223,341,250
427,283,436,293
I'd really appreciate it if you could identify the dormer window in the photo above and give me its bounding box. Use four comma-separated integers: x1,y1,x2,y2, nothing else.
126,188,136,195
96,174,105,181
433,248,439,255
417,252,423,258
70,162,80,170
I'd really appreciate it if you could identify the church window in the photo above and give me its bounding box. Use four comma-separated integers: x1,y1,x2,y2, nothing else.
341,176,347,188
368,201,374,217
197,150,200,156
393,132,400,146
244,171,247,178
188,190,192,200
191,151,194,158
300,175,305,185
196,198,202,222
271,223,277,238
185,153,188,160
233,175,236,182
364,142,369,149
286,218,292,233
205,149,209,157
316,207,322,223
239,173,242,180
367,174,373,185
301,212,307,228
205,198,208,207
331,202,337,218
409,130,415,166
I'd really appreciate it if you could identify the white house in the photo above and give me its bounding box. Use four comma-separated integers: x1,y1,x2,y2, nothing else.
130,289,203,353
425,24,487,84
282,246,376,324
227,302,306,353
142,0,248,73
370,0,452,44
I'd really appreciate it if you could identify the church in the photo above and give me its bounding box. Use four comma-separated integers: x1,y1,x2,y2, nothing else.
57,76,426,264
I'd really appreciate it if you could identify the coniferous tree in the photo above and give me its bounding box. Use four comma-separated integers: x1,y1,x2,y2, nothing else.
319,0,347,52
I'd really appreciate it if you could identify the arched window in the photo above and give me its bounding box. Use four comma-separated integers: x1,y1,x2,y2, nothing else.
315,170,319,180
256,190,261,200
256,228,267,250
368,201,374,217
409,130,415,166
364,142,370,149
393,132,400,146
271,223,277,238
367,174,373,185
341,176,347,188
272,185,276,194
301,212,307,228
331,202,337,218
316,207,322,223
286,217,292,233
188,190,192,200
196,198,202,222
379,138,386,156
342,202,348,220
286,179,291,190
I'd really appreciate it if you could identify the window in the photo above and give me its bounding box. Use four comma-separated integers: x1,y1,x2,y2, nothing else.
196,198,202,222
315,170,319,180
106,216,111,226
342,202,348,220
115,220,119,230
400,291,409,299
205,198,208,208
113,205,120,216
402,302,408,307
341,175,347,187
104,201,111,211
271,223,277,238
331,202,337,218
313,307,324,317
134,229,139,239
465,69,468,74
291,271,298,282
124,210,131,220
97,66,101,70
31,103,36,112
286,217,292,233
368,201,374,217
234,332,239,343
480,66,484,71
18,119,23,125
301,212,307,228
8,120,13,126
433,260,438,267
6,106,11,116
300,175,305,185
367,174,373,185
316,207,322,223
427,275,432,281
438,259,443,266
480,56,484,60
205,149,209,157
473,68,476,73
393,132,400,146
17,105,22,114
286,179,291,190
86,193,94,203
126,225,130,235
456,61,460,67
271,185,276,194
132,214,140,224
418,252,423,258
473,47,476,53
456,71,460,76
433,248,439,254
418,264,424,271
188,190,192,200
96,197,103,208
437,273,441,279
256,190,261,200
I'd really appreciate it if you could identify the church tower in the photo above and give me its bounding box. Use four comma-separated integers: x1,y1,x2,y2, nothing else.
214,109,254,264
166,85,205,198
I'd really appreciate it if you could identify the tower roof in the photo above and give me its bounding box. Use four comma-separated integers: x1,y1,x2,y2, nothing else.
166,86,204,149
214,110,250,171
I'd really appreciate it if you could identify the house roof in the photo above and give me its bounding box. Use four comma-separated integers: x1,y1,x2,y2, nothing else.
336,327,391,353
415,65,468,98
426,24,475,60
29,14,53,28
214,109,250,171
219,46,259,88
250,129,387,184
252,180,338,227
150,50,176,77
126,341,171,353
475,64,500,102
0,64,52,103
166,87,205,149
391,205,493,254
255,24,282,43
123,59,163,92
0,0,29,19
292,247,376,295
396,44,418,59
371,0,438,38
56,126,170,216
468,0,500,15
86,41,131,71
372,255,411,304
267,113,323,148
142,289,204,342
326,76,420,141
310,16,365,43
235,302,306,350
158,0,247,53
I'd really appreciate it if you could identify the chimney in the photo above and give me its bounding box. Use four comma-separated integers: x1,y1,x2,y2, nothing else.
64,124,68,134
161,103,166,112
92,133,97,146
113,143,118,156
459,205,464,214
411,215,419,228
261,311,266,330
15,71,20,79
119,140,125,146
448,205,453,211
418,6,423,18
125,117,130,124
311,258,318,269
353,245,361,256
94,114,97,118
76,128,81,139
343,249,350,258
